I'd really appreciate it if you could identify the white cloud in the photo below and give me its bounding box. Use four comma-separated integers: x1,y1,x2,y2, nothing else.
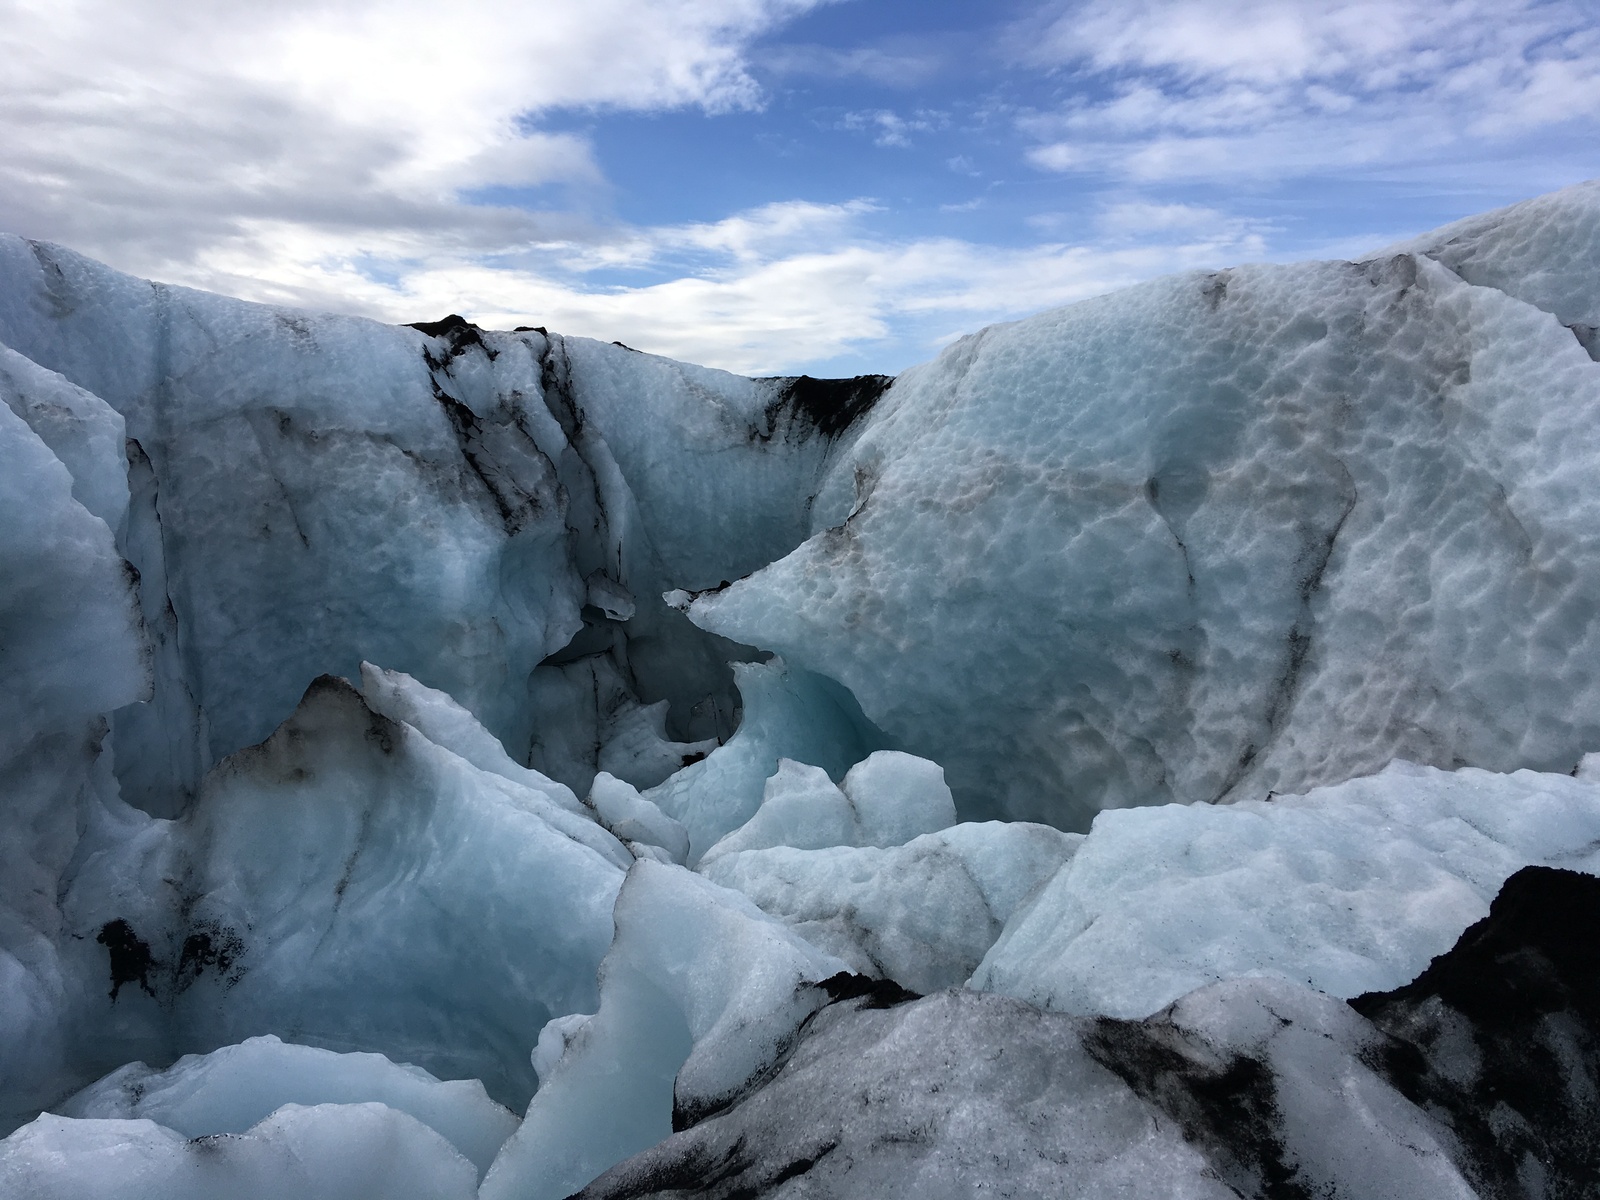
164,196,1270,374
1012,0,1600,184
0,0,824,278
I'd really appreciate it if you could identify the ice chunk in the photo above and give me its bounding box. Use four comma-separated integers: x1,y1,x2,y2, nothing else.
973,759,1600,1017
698,752,955,866
0,344,130,531
701,821,1079,992
693,246,1600,830
839,751,957,846
645,658,886,863
61,674,627,1111
585,773,689,863
57,1035,516,1178
480,861,847,1200
530,1014,591,1087
0,395,148,1128
697,761,856,864
0,1106,477,1199
358,661,585,813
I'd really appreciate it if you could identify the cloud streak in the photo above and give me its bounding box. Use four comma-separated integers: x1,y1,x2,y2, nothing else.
1013,0,1600,183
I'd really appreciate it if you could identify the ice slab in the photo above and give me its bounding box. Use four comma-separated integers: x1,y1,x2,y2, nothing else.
481,861,847,1200
701,820,1079,992
586,773,690,863
973,759,1600,1017
57,1035,516,1178
0,1107,477,1200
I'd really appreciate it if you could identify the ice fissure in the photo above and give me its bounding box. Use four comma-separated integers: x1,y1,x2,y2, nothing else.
5,180,1600,1196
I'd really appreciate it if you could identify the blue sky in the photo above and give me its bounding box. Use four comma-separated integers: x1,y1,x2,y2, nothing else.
2,0,1597,374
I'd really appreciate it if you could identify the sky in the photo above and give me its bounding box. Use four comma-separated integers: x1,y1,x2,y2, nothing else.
2,0,1597,376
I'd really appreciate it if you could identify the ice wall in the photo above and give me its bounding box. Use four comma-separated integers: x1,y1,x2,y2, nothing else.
693,183,1600,827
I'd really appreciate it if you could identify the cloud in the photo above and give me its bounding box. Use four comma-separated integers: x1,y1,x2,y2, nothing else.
1011,0,1600,184
840,108,947,148
0,0,825,278
760,40,948,88
160,195,1271,375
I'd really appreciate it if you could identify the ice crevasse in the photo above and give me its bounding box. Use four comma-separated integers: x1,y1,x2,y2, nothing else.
0,180,1599,1197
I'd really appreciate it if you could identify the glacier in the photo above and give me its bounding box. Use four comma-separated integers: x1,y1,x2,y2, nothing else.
2,180,1600,1197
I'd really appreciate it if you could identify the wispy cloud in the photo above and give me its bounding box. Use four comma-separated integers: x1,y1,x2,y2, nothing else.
175,197,1271,374
1011,0,1600,183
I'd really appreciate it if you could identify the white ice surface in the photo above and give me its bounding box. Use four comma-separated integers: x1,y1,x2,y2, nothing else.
973,759,1600,1018
701,821,1079,992
645,658,885,863
481,860,847,1200
1385,178,1600,331
586,772,690,863
0,1107,477,1200
698,752,956,866
57,1035,516,1178
693,243,1600,830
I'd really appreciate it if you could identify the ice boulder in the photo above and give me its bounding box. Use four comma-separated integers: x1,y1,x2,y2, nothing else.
586,773,690,863
57,1035,516,1178
0,1106,478,1200
58,673,628,1111
693,226,1600,830
481,860,848,1200
973,759,1600,1017
700,821,1079,992
697,751,955,866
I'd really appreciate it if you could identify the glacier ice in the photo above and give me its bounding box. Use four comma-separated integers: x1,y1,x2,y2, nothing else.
644,657,886,863
973,759,1600,1017
700,820,1079,992
480,861,848,1200
4,182,1600,1196
57,1035,517,1178
1,1107,479,1200
691,190,1600,828
579,867,1599,1198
